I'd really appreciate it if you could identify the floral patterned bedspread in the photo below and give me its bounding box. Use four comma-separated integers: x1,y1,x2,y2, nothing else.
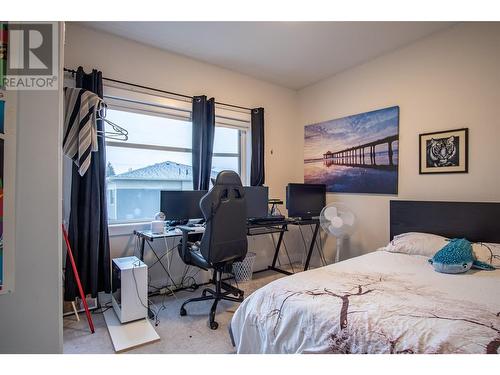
230,250,500,354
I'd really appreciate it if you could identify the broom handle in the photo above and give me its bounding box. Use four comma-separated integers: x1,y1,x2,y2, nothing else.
62,224,95,334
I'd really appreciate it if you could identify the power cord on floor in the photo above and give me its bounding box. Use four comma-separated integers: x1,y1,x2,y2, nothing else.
131,233,213,321
132,260,165,327
91,301,113,315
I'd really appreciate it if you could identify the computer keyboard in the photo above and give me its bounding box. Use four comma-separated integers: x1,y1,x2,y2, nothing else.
247,216,285,225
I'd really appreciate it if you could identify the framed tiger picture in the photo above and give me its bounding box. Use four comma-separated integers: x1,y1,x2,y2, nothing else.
419,128,469,174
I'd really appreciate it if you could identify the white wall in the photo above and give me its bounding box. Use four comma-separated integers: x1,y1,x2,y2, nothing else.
298,22,500,259
0,24,63,353
64,23,309,286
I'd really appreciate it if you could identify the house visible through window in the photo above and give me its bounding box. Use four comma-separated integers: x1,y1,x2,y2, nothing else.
104,87,250,223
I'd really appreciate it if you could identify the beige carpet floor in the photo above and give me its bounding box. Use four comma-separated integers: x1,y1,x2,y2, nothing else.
63,269,287,354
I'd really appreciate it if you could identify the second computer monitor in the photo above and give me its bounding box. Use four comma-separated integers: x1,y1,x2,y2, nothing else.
244,186,269,219
160,190,208,221
286,183,326,219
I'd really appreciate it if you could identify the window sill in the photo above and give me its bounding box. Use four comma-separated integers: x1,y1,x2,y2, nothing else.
108,221,150,237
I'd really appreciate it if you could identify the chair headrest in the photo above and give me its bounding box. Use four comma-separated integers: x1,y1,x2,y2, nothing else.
214,170,243,187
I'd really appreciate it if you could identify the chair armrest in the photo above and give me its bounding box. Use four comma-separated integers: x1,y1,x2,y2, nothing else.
178,226,198,245
179,227,191,249
178,225,205,233
177,226,205,265
177,228,192,264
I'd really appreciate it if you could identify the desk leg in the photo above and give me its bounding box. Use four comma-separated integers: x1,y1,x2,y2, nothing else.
304,223,320,271
271,229,285,269
268,225,292,275
140,237,146,261
137,235,155,320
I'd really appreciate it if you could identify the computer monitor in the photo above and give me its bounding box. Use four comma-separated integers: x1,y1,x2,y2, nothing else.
244,186,269,219
286,183,326,219
160,190,208,221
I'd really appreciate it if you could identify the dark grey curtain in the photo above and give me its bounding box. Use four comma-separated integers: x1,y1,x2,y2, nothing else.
192,95,215,190
64,66,111,301
250,107,265,186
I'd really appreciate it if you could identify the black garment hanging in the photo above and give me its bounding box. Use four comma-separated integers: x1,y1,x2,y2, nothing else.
192,95,215,190
64,66,111,301
250,107,265,186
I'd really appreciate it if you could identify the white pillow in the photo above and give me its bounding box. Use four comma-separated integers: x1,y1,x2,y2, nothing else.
472,242,500,268
385,232,448,257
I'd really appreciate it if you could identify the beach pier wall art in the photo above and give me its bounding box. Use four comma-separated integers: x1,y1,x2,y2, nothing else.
304,106,399,194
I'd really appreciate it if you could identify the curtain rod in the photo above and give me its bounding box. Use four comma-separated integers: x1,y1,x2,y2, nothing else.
63,68,253,112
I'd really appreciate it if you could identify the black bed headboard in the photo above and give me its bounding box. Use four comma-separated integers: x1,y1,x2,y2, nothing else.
390,200,500,243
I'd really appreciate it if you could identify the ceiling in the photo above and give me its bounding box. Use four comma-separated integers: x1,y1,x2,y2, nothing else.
81,22,455,90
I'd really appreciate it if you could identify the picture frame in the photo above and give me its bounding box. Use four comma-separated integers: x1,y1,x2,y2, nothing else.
419,128,468,174
304,106,399,194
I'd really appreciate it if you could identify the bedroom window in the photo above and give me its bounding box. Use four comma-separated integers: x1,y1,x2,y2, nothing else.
103,85,250,223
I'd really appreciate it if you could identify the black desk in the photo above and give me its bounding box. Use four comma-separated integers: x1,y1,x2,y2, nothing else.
135,221,288,259
134,217,321,287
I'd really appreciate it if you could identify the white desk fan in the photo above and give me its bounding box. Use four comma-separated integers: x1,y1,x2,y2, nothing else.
319,203,356,263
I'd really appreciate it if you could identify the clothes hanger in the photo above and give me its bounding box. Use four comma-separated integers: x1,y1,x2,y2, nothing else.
97,103,129,141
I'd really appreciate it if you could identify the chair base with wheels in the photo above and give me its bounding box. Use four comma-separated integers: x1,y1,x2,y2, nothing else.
179,266,244,330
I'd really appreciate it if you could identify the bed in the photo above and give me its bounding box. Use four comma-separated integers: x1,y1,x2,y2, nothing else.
230,201,500,354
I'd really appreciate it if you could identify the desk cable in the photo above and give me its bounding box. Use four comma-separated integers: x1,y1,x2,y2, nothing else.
132,259,165,326
141,236,178,288
133,236,177,296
